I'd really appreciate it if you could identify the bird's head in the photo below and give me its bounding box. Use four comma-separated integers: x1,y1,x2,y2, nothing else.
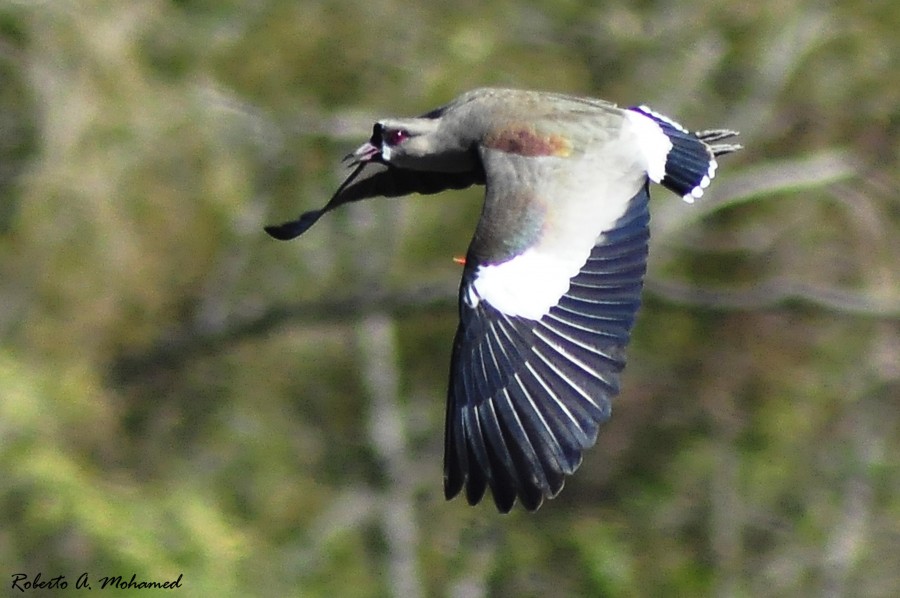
347,115,477,173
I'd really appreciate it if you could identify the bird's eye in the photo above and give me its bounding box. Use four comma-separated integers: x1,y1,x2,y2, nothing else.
384,128,409,146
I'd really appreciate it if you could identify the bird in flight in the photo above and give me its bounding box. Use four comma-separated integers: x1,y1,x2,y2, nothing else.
265,88,741,512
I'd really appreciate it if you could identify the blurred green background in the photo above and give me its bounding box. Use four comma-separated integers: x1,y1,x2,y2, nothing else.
1,0,898,596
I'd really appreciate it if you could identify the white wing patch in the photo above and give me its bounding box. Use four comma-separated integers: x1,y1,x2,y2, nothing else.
469,176,638,320
470,248,585,320
623,109,672,184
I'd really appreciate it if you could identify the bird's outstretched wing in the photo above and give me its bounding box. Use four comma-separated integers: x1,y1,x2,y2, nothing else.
444,132,652,511
445,185,650,512
265,161,483,240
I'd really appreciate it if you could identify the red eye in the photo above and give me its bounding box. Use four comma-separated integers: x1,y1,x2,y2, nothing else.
384,128,408,146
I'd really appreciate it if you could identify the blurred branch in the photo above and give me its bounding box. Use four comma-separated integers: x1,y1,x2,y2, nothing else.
295,488,379,573
711,429,742,598
350,197,423,597
711,150,860,204
654,149,860,237
822,471,874,598
111,270,897,386
449,537,496,598
820,384,890,597
357,314,423,598
645,277,899,319
705,361,747,598
109,284,455,384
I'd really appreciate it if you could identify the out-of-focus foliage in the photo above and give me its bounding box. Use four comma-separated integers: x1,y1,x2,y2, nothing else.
1,0,897,596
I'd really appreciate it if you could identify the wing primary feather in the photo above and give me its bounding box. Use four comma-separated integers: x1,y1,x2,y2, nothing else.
461,405,491,505
556,292,640,318
527,345,609,435
570,265,647,287
548,305,633,341
578,250,648,274
565,281,644,303
536,329,625,396
505,372,568,492
491,387,550,509
491,383,553,496
521,361,590,471
443,406,465,500
475,400,519,512
534,326,623,386
445,326,484,502
530,328,622,402
537,317,629,370
529,343,615,423
443,338,467,500
490,316,567,486
470,336,522,511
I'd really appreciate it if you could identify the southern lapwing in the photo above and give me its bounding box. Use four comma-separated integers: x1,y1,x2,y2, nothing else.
266,88,741,512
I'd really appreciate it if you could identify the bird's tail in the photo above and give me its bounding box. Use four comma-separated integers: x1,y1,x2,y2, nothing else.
628,106,742,203
695,129,743,157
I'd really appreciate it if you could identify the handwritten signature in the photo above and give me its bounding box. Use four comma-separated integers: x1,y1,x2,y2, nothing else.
11,572,183,591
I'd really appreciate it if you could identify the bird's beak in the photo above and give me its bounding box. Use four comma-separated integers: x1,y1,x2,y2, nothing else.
343,141,381,165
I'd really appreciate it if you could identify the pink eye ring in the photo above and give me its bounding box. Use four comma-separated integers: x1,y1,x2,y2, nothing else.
384,128,409,146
